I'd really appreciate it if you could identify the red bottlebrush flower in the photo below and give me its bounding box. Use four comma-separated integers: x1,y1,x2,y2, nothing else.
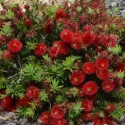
83,81,98,96
34,43,47,56
24,4,30,11
83,24,93,32
82,31,96,47
16,96,29,107
53,41,69,56
92,35,101,47
45,19,54,34
2,50,15,60
51,105,65,119
102,81,115,93
60,29,74,44
70,70,86,86
26,86,40,99
105,116,114,125
8,39,22,53
49,46,58,58
82,99,93,112
95,57,109,71
101,35,110,46
115,62,125,72
93,117,105,125
56,9,66,20
115,78,124,87
6,104,16,112
24,18,32,27
96,69,109,80
52,118,68,125
105,103,115,114
71,36,83,50
83,112,93,121
78,84,85,97
82,62,95,75
1,96,13,108
40,111,51,124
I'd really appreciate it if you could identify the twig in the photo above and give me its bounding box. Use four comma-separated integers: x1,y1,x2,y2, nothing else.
0,113,15,120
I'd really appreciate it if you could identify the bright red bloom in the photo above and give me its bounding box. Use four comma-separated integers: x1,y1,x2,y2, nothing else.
82,99,93,112
71,36,83,50
34,43,47,56
56,9,66,20
51,105,65,119
52,118,68,125
102,81,115,92
16,96,29,107
8,39,22,53
60,29,74,44
78,84,85,97
83,24,93,32
105,104,115,114
45,19,54,34
95,57,109,71
83,112,93,121
82,62,95,74
49,46,58,58
53,41,69,56
96,69,109,80
40,111,51,124
70,70,86,86
93,117,105,125
26,86,40,99
2,50,15,60
83,81,98,96
1,96,14,108
115,62,125,72
82,31,96,47
24,4,30,11
24,18,32,27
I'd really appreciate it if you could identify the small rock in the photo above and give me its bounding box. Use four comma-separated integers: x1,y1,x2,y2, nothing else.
21,118,28,125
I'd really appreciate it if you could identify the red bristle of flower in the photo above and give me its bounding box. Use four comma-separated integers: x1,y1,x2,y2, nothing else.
83,24,93,32
60,29,74,44
45,19,54,34
82,99,93,112
6,104,16,112
34,43,47,56
96,69,109,80
24,4,30,11
102,81,115,93
82,31,96,47
78,84,85,97
8,39,22,53
24,18,32,27
2,50,15,60
71,36,83,50
51,105,65,119
115,62,125,72
1,96,14,108
52,118,68,125
93,117,105,125
16,96,29,107
70,70,86,86
40,111,51,124
26,86,40,99
49,46,58,58
115,78,124,87
83,81,98,96
82,62,95,75
105,104,115,114
83,112,93,121
56,9,66,20
95,57,109,71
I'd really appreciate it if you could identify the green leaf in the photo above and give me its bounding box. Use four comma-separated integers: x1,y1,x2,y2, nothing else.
39,90,48,101
87,7,94,14
116,71,125,78
6,10,14,19
24,107,35,118
1,25,13,36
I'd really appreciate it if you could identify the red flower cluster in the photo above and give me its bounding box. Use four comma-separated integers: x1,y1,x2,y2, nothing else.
34,43,47,56
102,81,115,92
70,70,86,86
8,39,22,53
26,86,40,99
2,50,15,60
82,99,93,112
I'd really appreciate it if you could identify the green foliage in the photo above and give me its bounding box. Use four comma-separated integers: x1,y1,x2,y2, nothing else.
55,94,67,104
68,102,83,119
116,71,125,78
39,90,48,102
62,56,80,72
110,103,125,120
108,44,122,55
0,77,7,89
50,79,63,93
5,10,14,19
1,25,13,36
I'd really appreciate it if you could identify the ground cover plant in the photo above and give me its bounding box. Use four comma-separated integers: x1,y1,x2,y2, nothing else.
0,0,125,125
